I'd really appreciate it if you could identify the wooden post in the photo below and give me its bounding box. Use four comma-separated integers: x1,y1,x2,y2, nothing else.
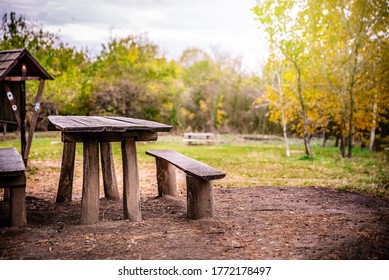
10,186,27,226
24,79,45,163
100,142,120,200
155,158,177,197
20,82,27,165
56,142,76,202
186,175,214,219
3,83,22,130
121,138,141,221
80,139,100,224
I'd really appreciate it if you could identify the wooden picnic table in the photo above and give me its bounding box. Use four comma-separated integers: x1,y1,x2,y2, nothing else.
48,116,172,224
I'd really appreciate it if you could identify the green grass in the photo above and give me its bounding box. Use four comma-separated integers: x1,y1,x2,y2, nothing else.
1,132,388,196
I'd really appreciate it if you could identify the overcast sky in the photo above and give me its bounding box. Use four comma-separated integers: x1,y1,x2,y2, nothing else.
1,0,268,72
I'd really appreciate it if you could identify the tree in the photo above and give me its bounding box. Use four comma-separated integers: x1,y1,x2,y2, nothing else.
79,35,182,125
179,47,262,133
253,0,389,157
255,56,293,157
0,12,90,122
305,0,389,156
253,0,315,156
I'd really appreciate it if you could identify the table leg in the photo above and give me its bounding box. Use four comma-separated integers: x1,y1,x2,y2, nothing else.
121,138,142,221
10,186,27,227
56,142,76,202
100,142,120,200
80,139,100,224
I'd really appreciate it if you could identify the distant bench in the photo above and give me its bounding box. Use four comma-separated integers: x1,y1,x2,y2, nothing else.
183,132,215,145
0,148,27,227
146,149,226,219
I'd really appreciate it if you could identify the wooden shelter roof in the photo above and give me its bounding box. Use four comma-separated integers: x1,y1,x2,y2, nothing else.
0,48,53,81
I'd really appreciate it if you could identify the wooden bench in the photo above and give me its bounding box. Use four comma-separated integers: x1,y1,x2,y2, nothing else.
183,132,215,145
0,148,27,226
145,149,226,219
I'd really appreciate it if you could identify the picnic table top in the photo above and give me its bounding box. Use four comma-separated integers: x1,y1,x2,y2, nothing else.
48,116,173,133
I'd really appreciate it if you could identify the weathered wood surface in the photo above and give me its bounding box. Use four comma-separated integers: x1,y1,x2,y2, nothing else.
122,138,142,221
145,150,226,180
100,142,120,200
0,148,25,175
186,175,214,219
155,157,177,197
48,116,172,133
146,149,224,220
0,148,27,226
56,142,76,202
10,186,27,226
48,116,172,224
0,48,54,81
80,139,100,224
2,83,22,131
184,132,214,139
24,79,45,162
61,131,158,143
183,132,215,145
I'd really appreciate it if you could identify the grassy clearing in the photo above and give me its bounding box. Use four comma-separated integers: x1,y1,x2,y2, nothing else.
1,132,388,196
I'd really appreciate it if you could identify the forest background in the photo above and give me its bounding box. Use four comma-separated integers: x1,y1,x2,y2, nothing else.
1,0,388,158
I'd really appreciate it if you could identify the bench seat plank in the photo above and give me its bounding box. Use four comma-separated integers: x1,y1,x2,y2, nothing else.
146,149,225,181
0,148,25,175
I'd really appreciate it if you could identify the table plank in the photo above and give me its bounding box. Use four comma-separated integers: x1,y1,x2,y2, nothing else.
48,116,103,132
105,116,173,132
48,116,173,133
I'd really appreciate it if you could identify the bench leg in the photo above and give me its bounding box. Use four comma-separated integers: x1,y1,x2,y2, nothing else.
186,175,214,219
155,158,177,197
10,186,27,227
80,139,100,224
100,142,120,200
122,138,141,221
56,142,76,202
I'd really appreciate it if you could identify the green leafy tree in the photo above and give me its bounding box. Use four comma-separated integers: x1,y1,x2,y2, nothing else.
253,0,389,157
253,0,315,156
80,35,182,125
0,12,90,128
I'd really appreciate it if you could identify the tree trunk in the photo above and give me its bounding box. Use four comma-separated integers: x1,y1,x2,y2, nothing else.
369,95,377,151
340,110,347,158
347,88,354,158
291,59,312,157
282,117,291,157
335,135,339,148
340,134,346,158
322,130,328,148
346,2,366,158
275,70,290,157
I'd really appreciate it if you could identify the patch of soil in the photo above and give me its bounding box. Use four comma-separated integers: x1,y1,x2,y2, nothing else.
0,159,388,260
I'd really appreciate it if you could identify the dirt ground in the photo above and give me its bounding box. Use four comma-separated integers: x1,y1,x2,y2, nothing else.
0,159,388,260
